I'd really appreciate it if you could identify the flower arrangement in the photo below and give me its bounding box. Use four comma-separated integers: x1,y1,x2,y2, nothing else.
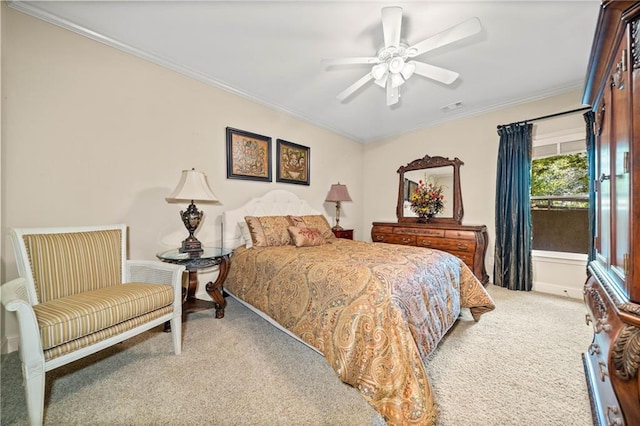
410,180,445,219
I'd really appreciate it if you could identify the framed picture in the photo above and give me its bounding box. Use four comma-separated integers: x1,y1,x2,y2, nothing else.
226,127,272,182
276,139,310,185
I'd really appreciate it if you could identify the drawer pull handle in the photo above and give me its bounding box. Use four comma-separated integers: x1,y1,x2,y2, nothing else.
402,238,411,244
456,243,468,250
588,343,601,355
585,314,592,326
606,406,622,426
422,240,432,246
598,361,609,381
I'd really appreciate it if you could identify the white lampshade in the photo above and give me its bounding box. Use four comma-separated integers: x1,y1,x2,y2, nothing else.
166,169,218,203
325,183,352,202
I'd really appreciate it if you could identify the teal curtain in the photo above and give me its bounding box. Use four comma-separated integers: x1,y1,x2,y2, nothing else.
584,111,596,264
494,123,533,291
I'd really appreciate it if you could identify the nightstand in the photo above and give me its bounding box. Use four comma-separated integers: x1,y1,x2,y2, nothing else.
157,247,232,320
332,229,353,240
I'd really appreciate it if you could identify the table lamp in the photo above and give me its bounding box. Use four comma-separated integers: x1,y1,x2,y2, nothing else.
325,183,352,231
166,168,218,256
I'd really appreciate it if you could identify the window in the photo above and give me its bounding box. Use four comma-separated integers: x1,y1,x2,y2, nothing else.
531,132,589,254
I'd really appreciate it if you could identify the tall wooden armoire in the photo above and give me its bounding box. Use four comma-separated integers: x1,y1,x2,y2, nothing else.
582,2,640,425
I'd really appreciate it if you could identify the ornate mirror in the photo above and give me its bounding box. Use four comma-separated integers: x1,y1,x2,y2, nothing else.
397,155,464,224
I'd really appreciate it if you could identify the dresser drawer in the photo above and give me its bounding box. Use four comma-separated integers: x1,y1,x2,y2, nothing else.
372,225,395,234
372,233,416,245
398,227,446,237
418,237,475,253
449,251,474,266
444,230,477,240
583,350,624,426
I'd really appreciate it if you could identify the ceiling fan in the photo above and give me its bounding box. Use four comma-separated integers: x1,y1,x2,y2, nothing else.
324,7,482,106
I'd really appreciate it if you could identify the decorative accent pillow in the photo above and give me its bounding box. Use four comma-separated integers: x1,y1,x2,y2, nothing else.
244,216,292,247
287,226,326,247
288,215,335,240
238,222,253,248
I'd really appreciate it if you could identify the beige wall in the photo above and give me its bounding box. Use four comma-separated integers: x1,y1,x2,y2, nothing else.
1,5,589,351
0,6,363,350
363,90,587,281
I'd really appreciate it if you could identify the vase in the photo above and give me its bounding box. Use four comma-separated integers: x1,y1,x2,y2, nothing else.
417,213,434,223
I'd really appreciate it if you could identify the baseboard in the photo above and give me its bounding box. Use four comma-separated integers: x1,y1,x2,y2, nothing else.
1,335,19,355
533,280,583,300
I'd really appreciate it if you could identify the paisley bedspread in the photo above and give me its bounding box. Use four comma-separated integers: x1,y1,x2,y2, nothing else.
224,239,495,425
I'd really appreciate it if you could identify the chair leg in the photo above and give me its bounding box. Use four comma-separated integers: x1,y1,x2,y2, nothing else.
170,314,182,355
22,361,46,426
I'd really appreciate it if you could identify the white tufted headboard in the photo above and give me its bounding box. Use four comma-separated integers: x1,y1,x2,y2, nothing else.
222,190,323,250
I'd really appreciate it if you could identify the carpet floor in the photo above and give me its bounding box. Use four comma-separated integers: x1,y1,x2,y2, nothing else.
1,284,593,425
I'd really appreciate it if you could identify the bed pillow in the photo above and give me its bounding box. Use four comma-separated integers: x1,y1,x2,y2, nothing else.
238,222,253,248
288,215,335,240
244,216,292,247
287,226,326,247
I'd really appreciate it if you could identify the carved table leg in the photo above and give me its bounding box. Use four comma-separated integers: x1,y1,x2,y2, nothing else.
205,256,229,319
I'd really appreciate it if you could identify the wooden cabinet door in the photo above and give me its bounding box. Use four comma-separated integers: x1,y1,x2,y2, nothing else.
610,33,631,294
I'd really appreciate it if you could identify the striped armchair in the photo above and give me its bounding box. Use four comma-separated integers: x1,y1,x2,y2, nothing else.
2,224,185,426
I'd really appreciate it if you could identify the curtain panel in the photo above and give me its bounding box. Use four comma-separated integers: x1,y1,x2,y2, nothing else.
494,123,533,291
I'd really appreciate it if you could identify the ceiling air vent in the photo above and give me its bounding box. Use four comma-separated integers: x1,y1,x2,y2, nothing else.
440,101,463,112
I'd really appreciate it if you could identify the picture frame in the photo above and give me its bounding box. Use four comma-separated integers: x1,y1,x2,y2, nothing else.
226,127,272,182
276,139,310,185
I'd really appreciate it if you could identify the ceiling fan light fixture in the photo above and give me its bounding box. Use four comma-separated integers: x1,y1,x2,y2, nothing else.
388,57,405,74
400,62,416,80
371,63,389,80
374,73,388,88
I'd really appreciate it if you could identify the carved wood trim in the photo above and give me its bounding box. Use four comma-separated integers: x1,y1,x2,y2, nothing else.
586,285,608,322
633,18,639,69
397,155,463,172
613,325,640,380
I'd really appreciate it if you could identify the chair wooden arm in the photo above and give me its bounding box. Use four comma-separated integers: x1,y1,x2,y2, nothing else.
1,277,46,373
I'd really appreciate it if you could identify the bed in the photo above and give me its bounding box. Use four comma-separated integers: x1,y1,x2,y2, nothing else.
221,190,495,425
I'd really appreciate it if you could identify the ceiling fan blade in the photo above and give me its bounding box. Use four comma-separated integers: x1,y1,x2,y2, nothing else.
382,6,403,48
411,61,460,85
386,81,399,106
407,17,482,58
322,57,380,67
337,72,374,102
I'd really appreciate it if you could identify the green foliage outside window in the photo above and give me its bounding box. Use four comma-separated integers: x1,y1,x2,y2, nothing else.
531,152,588,209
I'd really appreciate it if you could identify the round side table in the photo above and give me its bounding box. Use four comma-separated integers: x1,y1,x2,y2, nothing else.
157,247,232,320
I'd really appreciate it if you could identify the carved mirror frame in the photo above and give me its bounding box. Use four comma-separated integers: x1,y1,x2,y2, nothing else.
397,155,464,225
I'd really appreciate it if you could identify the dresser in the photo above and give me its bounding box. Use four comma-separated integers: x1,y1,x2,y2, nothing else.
371,222,489,284
582,2,640,425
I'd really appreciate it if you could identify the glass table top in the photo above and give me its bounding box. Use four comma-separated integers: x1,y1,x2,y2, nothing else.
156,247,232,262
